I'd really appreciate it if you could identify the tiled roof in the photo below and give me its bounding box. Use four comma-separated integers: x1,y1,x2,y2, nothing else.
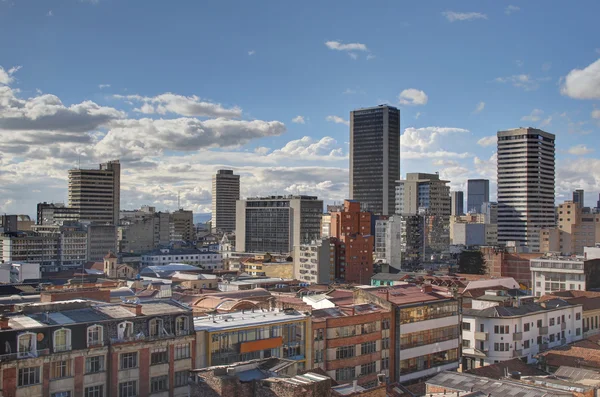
466,358,547,379
364,284,449,305
463,299,573,318
537,339,600,369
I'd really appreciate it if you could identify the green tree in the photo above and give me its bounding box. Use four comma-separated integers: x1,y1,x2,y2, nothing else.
458,250,486,275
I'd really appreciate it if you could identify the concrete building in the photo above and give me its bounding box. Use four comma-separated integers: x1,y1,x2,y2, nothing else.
481,201,498,224
321,214,332,238
530,255,600,297
375,216,403,269
540,201,600,255
355,285,460,383
481,246,540,288
36,202,79,225
141,248,222,269
119,206,171,250
467,179,489,213
294,238,334,284
1,232,60,271
171,209,195,242
86,223,117,262
398,215,424,266
462,294,583,369
212,169,240,233
0,262,41,283
450,214,497,246
68,160,120,225
451,191,464,216
573,189,585,208
497,128,555,251
0,298,195,397
350,105,400,216
235,195,323,254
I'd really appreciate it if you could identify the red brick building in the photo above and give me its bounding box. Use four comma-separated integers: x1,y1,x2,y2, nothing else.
481,246,540,287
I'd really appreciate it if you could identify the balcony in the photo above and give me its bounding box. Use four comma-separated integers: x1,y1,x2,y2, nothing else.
475,332,488,341
539,326,548,335
512,349,523,358
513,332,522,341
0,349,50,362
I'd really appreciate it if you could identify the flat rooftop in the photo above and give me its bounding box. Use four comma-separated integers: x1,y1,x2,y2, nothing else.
194,309,306,332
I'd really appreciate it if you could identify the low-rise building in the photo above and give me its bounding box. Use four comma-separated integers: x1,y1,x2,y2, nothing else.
141,248,222,270
0,262,41,283
530,255,600,297
462,294,583,369
539,291,600,338
482,246,546,288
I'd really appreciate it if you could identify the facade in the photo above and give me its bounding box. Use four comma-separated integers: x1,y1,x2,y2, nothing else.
481,246,539,288
451,191,464,216
36,202,79,225
467,179,490,213
211,169,240,233
235,195,323,254
0,299,195,397
462,295,583,369
68,160,121,225
398,215,423,266
540,201,600,255
321,214,332,238
573,189,585,208
450,214,498,246
374,217,403,269
530,255,600,297
171,209,195,242
349,105,400,216
294,238,334,284
119,206,171,251
330,200,372,239
481,201,498,224
497,128,556,251
32,223,88,270
194,309,311,370
1,232,60,271
87,223,117,262
355,285,460,384
0,262,40,283
141,248,222,269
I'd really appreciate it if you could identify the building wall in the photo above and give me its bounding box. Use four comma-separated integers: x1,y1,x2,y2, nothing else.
87,224,117,262
481,247,539,287
529,257,600,297
467,179,490,213
171,210,195,242
212,170,240,233
294,239,332,284
540,201,600,255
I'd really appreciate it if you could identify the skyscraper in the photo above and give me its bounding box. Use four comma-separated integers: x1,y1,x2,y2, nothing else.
451,191,464,216
212,169,240,233
68,160,120,225
573,189,584,208
467,179,489,213
497,128,555,251
350,105,400,216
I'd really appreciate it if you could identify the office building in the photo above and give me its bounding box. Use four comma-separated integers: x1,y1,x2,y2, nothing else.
481,201,498,224
0,262,40,283
451,191,464,216
497,128,555,251
374,216,403,269
120,206,171,250
450,213,497,246
540,201,600,255
462,293,583,369
141,248,222,270
68,160,121,225
467,179,489,213
235,195,323,254
573,189,584,208
36,202,79,225
530,255,600,297
87,223,117,262
171,209,195,242
211,169,240,233
349,105,400,215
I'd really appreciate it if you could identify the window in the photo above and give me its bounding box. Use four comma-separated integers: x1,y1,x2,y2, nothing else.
18,366,40,386
314,329,324,341
462,340,471,348
494,325,510,334
53,329,71,352
523,340,530,349
382,337,390,350
462,322,471,331
576,313,582,321
335,366,356,381
120,352,138,369
85,385,103,397
151,350,168,365
537,336,542,345
17,332,36,357
51,393,71,397
175,344,191,360
148,318,164,337
336,345,355,359
150,376,168,393
117,321,134,340
576,328,581,336
87,325,103,347
175,316,189,336
537,320,543,328
51,360,71,379
361,361,377,375
361,341,377,355
314,349,324,363
557,317,561,324
494,343,510,352
524,323,530,332
85,356,104,374
382,318,390,330
174,370,188,387
549,334,555,342
382,357,389,370
550,318,555,326
118,381,137,397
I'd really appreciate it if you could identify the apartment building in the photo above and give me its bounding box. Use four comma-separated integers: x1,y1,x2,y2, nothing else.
0,232,60,270
355,284,460,383
530,255,600,297
141,248,222,269
36,202,80,225
235,195,323,254
32,223,88,270
87,223,117,262
68,160,121,225
171,209,195,242
0,299,195,397
481,246,539,287
294,238,334,284
194,309,311,371
540,201,600,255
462,293,583,369
539,291,600,339
212,169,240,233
311,303,392,387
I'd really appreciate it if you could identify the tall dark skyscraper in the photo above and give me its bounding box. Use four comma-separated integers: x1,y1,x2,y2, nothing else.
497,128,555,251
467,179,490,213
212,169,240,233
573,189,584,208
349,105,400,216
451,191,464,216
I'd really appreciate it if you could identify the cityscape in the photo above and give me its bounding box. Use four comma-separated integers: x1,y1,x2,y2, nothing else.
2,1,600,397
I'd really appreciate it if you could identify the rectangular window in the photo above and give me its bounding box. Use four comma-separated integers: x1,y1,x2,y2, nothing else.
549,334,555,342
550,318,555,326
150,376,168,393
381,357,389,370
84,385,103,397
462,322,471,331
576,328,581,336
51,360,72,379
537,336,542,345
336,345,355,359
51,393,71,397
462,340,470,348
85,356,104,374
382,337,390,350
151,350,168,365
523,340,530,349
382,318,390,330
118,381,137,397
360,361,377,375
174,370,188,387
524,323,530,332
361,341,377,355
576,313,582,321
537,320,543,328
18,367,40,386
335,367,356,381
175,344,191,360
120,352,138,370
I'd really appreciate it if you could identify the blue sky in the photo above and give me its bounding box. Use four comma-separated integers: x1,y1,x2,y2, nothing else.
1,0,600,216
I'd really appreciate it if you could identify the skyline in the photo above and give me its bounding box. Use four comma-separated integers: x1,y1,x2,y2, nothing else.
1,1,600,217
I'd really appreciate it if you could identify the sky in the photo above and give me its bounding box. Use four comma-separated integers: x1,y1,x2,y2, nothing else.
1,0,600,218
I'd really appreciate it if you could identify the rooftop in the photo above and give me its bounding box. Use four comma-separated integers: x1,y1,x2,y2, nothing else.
361,284,450,306
194,308,306,332
463,298,576,318
466,358,548,379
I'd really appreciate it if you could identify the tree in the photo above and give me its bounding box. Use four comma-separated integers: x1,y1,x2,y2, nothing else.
457,250,486,275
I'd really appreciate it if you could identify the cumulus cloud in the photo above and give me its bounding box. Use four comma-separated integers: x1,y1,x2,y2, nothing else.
442,11,487,22
0,66,21,85
474,101,485,113
568,144,594,155
291,115,305,124
477,135,496,147
495,74,544,91
521,109,544,122
401,127,469,151
325,41,368,52
505,5,520,15
326,115,349,126
592,109,600,119
248,50,256,56
270,136,345,160
114,93,242,118
98,84,111,89
560,58,600,99
398,89,428,106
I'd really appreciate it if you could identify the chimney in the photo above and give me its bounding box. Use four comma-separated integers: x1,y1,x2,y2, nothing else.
123,303,143,316
0,315,9,330
421,284,433,293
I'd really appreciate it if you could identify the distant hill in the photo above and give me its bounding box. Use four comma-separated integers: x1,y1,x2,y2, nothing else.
193,213,212,224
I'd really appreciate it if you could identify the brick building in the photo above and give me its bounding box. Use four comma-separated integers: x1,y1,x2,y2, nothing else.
481,246,540,287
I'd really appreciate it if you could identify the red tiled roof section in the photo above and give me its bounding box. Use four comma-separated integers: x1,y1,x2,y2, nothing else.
538,339,600,369
365,284,448,305
466,358,547,379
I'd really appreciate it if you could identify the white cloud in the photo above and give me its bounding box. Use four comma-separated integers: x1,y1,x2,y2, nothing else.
474,101,485,113
592,109,600,119
442,11,487,22
98,84,110,89
326,115,349,126
521,109,544,122
568,144,594,155
398,89,428,106
291,115,305,124
366,54,376,60
325,41,368,52
248,50,255,56
477,135,496,147
540,116,552,127
0,65,21,85
560,58,600,99
415,112,421,119
47,10,53,16
271,136,345,160
401,127,469,151
254,146,270,155
505,5,520,15
115,93,242,118
495,74,544,91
